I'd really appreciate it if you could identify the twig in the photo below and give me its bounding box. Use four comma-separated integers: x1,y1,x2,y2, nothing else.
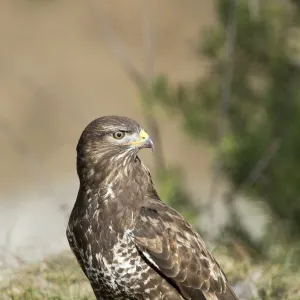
241,138,281,189
22,76,87,123
88,0,146,89
207,0,237,210
142,0,165,169
244,140,280,186
223,137,281,251
143,0,155,83
0,118,38,255
224,138,281,207
248,0,260,20
0,118,44,191
88,0,165,169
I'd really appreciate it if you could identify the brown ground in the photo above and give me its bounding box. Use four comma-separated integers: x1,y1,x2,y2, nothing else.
0,0,215,198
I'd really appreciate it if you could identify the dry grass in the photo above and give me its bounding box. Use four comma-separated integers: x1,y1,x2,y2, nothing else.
214,245,300,300
0,252,93,300
1,247,300,300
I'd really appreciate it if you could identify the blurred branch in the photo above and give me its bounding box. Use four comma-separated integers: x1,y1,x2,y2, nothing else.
225,138,281,244
243,138,280,188
88,0,165,169
143,0,154,83
207,0,237,209
0,74,84,199
225,138,281,203
22,76,87,123
0,117,51,196
0,118,28,157
248,0,260,20
142,0,165,169
88,0,146,89
0,118,36,254
291,0,300,10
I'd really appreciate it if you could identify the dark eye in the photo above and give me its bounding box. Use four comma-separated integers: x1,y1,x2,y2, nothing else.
113,131,125,140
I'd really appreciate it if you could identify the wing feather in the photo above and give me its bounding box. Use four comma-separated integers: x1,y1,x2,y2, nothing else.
132,198,239,300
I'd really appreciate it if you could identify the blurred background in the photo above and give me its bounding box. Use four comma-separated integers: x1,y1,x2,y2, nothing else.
1,0,300,299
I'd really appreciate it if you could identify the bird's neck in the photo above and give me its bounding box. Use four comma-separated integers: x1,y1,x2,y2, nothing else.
75,154,152,228
77,151,142,189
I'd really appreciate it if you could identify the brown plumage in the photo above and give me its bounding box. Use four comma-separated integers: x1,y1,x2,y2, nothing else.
66,116,240,300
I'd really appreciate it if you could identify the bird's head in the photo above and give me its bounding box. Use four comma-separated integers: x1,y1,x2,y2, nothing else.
77,116,154,170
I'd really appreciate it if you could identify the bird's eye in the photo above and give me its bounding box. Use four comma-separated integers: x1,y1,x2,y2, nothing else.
113,131,125,140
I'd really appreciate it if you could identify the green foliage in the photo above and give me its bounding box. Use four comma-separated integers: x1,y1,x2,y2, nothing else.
155,167,198,225
153,0,300,239
140,81,201,225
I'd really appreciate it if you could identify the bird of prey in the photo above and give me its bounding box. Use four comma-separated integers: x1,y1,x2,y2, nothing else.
66,116,239,300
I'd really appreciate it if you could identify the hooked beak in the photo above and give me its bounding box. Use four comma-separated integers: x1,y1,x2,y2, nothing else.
142,135,154,151
129,129,154,151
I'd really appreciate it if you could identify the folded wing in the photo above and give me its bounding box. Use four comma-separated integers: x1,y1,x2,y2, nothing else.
132,198,239,300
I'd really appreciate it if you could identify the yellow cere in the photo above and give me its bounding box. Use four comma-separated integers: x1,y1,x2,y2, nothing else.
139,130,149,141
129,129,149,145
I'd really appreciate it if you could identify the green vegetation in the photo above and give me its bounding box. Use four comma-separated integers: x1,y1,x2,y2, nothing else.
151,0,300,250
156,167,199,226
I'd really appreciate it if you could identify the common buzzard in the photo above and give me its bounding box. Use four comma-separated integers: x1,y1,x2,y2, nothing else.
66,116,239,300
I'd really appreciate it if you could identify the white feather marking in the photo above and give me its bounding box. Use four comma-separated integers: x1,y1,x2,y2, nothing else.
108,184,115,198
202,291,219,300
84,229,151,294
201,256,219,281
142,251,160,269
95,252,101,262
144,276,151,285
92,209,100,219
